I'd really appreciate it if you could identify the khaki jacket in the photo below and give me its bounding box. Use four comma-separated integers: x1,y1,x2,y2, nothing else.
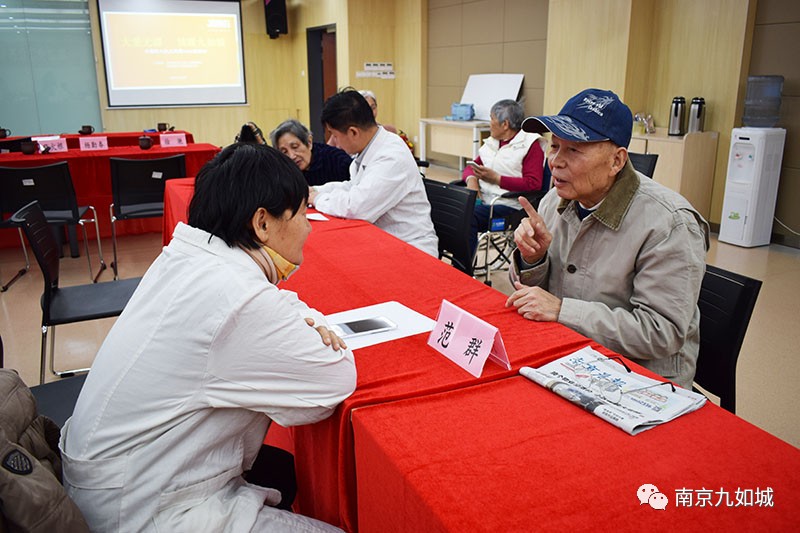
0,370,88,532
511,162,709,389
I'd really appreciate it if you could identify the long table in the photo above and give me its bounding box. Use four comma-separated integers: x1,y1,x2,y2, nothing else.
59,130,195,150
160,179,800,532
161,178,612,530
0,143,219,249
418,118,490,171
353,377,799,531
1,131,195,151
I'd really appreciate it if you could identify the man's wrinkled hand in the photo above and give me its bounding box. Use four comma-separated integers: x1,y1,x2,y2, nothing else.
513,196,552,265
505,282,561,322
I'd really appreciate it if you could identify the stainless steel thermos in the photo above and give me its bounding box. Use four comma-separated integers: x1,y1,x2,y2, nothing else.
668,96,686,136
688,97,706,133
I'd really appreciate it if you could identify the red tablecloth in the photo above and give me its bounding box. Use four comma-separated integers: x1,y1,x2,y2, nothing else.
148,180,800,531
278,227,612,530
162,177,198,246
0,143,219,248
60,130,195,150
352,377,800,532
162,178,373,247
161,178,609,530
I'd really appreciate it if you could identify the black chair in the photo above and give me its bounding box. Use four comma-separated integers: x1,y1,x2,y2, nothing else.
695,264,762,413
109,154,186,279
1,333,86,429
12,201,141,384
472,164,552,285
0,162,106,283
30,373,88,428
423,178,477,275
628,152,659,178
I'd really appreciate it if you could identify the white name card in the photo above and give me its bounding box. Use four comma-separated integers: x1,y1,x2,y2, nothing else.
37,138,68,153
159,133,187,147
427,299,511,378
79,136,108,151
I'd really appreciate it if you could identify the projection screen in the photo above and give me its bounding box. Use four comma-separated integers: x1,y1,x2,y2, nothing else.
97,0,246,107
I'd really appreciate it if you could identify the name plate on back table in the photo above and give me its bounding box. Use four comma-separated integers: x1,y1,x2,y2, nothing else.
36,137,68,153
79,136,108,151
159,133,187,147
427,299,510,378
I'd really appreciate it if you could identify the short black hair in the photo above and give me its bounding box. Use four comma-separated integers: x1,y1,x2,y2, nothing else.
320,87,377,132
188,143,308,249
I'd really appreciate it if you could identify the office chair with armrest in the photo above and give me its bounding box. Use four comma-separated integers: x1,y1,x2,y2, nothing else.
628,152,659,178
472,164,552,285
694,264,762,413
0,162,106,283
109,154,186,279
423,178,477,275
12,201,141,384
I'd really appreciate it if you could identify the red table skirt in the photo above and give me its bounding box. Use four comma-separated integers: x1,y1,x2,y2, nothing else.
0,143,219,248
86,177,800,532
353,377,800,532
267,220,613,531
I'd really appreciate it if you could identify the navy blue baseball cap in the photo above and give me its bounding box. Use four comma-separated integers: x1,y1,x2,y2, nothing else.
522,88,633,148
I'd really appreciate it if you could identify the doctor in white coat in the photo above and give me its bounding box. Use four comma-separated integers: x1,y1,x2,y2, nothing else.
60,143,356,532
309,88,439,258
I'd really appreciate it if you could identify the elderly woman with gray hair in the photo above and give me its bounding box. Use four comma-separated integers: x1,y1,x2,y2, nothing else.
270,119,352,187
462,98,548,257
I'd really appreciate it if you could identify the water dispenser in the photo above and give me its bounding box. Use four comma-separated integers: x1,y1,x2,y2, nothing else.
719,128,787,247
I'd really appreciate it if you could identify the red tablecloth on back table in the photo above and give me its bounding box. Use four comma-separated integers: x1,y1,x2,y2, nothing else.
0,143,219,248
60,130,195,150
352,376,799,531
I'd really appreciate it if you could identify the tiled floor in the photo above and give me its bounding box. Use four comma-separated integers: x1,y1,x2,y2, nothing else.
2,165,799,448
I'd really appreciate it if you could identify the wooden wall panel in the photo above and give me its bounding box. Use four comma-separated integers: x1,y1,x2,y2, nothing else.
645,0,756,225
623,0,656,115
542,0,633,114
425,0,547,163
394,1,426,146
543,0,756,225
347,0,396,131
750,0,800,246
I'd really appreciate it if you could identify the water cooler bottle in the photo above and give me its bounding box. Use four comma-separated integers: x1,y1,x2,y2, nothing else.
719,127,786,247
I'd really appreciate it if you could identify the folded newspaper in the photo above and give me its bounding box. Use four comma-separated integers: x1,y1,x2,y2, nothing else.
520,346,706,435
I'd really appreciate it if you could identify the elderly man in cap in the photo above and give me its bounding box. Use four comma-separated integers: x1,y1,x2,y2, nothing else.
506,88,708,389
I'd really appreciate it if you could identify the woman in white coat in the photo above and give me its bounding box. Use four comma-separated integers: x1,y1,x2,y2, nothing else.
60,143,357,532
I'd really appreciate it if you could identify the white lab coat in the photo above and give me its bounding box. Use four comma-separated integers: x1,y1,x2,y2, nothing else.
60,223,356,532
313,127,439,257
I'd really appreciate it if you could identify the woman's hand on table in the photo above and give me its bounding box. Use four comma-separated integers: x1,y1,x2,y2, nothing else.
305,318,348,351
